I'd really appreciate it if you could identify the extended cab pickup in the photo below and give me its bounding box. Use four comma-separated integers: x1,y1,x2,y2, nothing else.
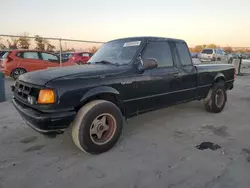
12,37,235,154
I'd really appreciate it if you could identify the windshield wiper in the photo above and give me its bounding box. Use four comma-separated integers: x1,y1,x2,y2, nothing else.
93,60,120,66
95,60,113,64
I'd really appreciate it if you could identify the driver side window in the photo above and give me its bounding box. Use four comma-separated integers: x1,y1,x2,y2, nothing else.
41,53,58,61
142,42,173,68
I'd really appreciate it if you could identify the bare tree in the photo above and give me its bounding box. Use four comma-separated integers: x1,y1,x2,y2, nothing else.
34,35,46,51
7,37,18,49
0,38,7,49
223,46,233,53
206,44,219,48
35,35,56,52
18,36,30,49
89,46,99,53
46,43,56,52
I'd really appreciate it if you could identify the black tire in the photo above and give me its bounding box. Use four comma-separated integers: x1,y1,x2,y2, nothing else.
72,100,123,154
11,68,27,80
77,61,83,65
204,81,227,113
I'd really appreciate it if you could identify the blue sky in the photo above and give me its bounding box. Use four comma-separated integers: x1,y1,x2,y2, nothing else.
1,0,250,47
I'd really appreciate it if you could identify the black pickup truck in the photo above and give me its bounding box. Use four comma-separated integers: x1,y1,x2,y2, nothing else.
12,37,235,154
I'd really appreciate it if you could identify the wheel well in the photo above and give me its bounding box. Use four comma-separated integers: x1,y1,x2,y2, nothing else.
11,68,27,74
75,93,126,117
213,77,226,87
10,68,27,78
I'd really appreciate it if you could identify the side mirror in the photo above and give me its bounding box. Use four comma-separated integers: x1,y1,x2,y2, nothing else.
140,58,158,70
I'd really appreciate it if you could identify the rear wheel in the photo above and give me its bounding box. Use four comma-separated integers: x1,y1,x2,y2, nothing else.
204,81,227,113
72,100,123,154
11,68,27,80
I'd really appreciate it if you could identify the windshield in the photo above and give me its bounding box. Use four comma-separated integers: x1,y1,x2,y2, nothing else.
88,39,142,65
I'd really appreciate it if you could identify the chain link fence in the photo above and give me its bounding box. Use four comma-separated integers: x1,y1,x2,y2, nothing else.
1,34,250,75
0,34,105,66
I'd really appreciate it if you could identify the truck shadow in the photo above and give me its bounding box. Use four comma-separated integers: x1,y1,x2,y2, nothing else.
57,100,206,154
121,101,205,139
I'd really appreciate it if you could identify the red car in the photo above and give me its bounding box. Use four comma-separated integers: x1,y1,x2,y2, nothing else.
68,52,93,64
0,50,77,79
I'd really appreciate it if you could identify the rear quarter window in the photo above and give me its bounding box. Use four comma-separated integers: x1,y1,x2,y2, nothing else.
1,52,9,59
21,52,39,59
0,51,7,57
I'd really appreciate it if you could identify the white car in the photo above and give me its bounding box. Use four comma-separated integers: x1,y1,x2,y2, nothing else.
199,48,232,63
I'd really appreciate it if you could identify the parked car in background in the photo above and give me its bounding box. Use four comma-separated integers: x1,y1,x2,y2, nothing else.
54,52,73,60
241,53,250,59
191,52,199,58
0,51,10,70
61,52,74,60
68,51,93,64
0,50,77,79
229,52,241,59
199,48,233,63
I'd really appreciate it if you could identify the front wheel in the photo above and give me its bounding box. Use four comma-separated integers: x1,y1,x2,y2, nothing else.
204,81,227,113
72,100,123,154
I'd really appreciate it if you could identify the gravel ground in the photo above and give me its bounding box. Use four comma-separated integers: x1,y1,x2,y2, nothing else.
0,73,250,188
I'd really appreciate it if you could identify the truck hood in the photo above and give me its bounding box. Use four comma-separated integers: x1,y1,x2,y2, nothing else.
18,64,130,86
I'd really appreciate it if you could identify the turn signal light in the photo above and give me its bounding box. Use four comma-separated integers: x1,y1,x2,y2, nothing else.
38,89,55,104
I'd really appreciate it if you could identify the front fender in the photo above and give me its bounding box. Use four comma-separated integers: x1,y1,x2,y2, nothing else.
79,86,127,118
80,86,120,103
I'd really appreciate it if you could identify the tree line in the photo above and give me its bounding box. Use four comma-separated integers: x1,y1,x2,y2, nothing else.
0,35,56,52
0,35,100,53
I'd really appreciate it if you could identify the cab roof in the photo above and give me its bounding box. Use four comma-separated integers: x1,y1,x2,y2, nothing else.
109,36,186,43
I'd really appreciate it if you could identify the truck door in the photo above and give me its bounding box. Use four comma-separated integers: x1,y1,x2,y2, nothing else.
125,41,184,114
169,41,197,102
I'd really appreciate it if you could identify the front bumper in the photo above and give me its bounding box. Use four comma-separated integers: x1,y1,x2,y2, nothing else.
13,98,76,135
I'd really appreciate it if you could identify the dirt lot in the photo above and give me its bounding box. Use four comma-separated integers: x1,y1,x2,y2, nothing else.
1,73,250,188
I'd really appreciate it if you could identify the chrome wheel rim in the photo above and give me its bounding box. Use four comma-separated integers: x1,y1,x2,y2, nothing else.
89,113,116,145
215,89,224,108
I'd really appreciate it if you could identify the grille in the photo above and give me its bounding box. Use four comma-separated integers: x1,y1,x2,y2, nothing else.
14,81,34,102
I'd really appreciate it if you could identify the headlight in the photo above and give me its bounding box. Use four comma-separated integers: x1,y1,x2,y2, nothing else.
38,89,55,104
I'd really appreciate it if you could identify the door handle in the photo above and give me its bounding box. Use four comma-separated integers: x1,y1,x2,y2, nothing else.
173,72,181,78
